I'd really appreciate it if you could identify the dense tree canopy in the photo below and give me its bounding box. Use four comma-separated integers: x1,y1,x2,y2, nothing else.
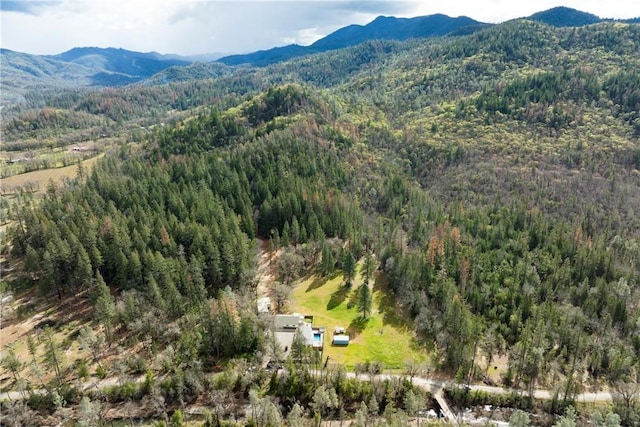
3,19,640,424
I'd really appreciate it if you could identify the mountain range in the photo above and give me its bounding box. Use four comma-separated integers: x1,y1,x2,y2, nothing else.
0,47,192,105
1,6,638,105
217,14,490,66
210,6,640,66
3,8,640,423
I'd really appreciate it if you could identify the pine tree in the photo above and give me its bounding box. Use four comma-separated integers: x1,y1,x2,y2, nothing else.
77,396,101,427
93,271,116,346
287,403,305,427
404,390,421,426
146,275,167,313
1,348,22,383
342,250,356,288
368,394,379,417
186,255,208,311
509,409,530,427
320,244,335,276
354,401,368,427
357,283,373,319
24,245,40,279
72,245,93,290
42,326,64,386
282,221,291,247
362,251,376,285
291,216,300,246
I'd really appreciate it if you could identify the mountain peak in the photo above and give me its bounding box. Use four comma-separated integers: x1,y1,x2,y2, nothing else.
528,6,602,27
308,14,487,51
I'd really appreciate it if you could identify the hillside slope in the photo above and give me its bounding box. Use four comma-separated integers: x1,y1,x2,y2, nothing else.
0,49,94,104
2,21,640,425
0,47,191,105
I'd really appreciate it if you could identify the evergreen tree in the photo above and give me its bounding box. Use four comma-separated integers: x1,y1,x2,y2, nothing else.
77,396,102,427
357,283,373,319
342,250,356,288
354,402,368,427
93,271,116,346
553,406,577,427
362,251,376,285
509,409,531,427
287,403,305,427
404,390,421,426
186,255,208,310
24,245,40,279
1,348,22,384
42,326,64,386
320,243,335,276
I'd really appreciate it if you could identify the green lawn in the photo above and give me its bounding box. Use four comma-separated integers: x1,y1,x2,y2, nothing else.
291,267,430,371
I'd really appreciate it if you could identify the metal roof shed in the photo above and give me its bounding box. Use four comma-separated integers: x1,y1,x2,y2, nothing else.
332,334,349,346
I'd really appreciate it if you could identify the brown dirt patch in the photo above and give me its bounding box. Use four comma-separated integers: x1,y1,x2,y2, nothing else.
0,286,95,390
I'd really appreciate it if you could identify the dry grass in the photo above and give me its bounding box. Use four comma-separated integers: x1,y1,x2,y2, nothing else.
0,286,97,390
1,155,103,195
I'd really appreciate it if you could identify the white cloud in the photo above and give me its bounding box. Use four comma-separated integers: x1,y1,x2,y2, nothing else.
1,0,639,55
294,28,325,46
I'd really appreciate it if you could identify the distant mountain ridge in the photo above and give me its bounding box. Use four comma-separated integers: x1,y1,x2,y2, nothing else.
50,47,190,81
217,7,640,67
1,47,194,104
218,14,490,66
1,48,93,104
2,6,639,105
311,14,486,50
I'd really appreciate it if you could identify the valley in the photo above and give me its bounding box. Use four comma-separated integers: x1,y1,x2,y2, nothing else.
1,6,640,427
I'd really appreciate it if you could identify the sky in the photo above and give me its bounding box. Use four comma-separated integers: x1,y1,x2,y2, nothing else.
2,0,640,57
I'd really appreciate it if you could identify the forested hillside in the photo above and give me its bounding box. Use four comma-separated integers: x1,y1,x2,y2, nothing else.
0,47,192,105
2,18,640,426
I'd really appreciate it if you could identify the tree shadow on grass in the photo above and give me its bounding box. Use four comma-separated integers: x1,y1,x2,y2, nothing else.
373,273,412,332
347,316,369,339
327,283,351,311
346,285,361,309
305,270,341,293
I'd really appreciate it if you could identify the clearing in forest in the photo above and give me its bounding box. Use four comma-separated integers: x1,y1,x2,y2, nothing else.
1,154,103,195
291,268,430,371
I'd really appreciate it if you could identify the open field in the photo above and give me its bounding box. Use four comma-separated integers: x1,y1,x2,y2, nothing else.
291,268,430,371
1,154,103,195
1,149,89,178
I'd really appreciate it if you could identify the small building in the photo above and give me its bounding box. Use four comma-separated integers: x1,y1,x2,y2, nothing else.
274,313,305,330
257,297,271,314
273,314,324,356
332,334,349,346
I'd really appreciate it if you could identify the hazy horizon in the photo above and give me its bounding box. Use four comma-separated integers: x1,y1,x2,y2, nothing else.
1,1,639,56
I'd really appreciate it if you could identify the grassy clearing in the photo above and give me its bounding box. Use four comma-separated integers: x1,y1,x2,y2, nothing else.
1,154,103,195
291,267,430,371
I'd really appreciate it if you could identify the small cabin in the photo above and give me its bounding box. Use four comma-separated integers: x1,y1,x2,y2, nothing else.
332,334,349,346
